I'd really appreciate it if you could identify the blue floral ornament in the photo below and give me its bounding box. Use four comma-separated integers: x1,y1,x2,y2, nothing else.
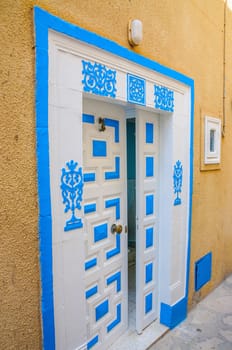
60,160,83,231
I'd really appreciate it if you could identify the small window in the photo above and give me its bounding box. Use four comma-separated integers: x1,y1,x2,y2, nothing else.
204,116,221,164
209,129,215,152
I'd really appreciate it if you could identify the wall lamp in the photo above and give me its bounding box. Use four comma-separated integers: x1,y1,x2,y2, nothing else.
128,19,143,46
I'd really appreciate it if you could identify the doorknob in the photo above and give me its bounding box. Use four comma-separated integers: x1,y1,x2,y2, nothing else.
111,224,123,234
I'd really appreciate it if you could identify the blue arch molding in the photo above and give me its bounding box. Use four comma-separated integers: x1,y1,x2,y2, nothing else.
34,6,194,349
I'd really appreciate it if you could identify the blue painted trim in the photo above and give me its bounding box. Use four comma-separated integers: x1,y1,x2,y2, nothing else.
84,203,96,214
195,252,212,291
87,335,99,349
106,234,120,259
160,297,187,329
86,285,98,299
34,7,194,87
105,198,120,220
85,258,97,271
107,304,121,332
34,9,55,350
83,113,95,124
106,271,121,292
84,173,96,182
186,79,194,301
96,300,109,321
34,6,194,345
104,118,119,142
105,157,120,180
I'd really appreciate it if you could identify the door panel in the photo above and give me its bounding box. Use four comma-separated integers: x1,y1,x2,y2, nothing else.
136,110,159,333
83,99,127,349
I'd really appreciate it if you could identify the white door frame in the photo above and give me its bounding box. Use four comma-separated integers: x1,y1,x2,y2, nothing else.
34,7,194,350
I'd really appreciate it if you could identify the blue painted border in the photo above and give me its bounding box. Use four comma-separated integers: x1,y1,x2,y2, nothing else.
85,257,97,271
86,285,98,299
34,6,194,347
160,297,188,329
106,271,121,292
87,335,99,349
104,118,119,142
107,304,121,332
34,8,54,350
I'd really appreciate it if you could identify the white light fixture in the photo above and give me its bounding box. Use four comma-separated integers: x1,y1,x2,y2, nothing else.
128,19,143,46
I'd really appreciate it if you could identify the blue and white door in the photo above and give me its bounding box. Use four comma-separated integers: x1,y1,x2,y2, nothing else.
83,98,128,349
36,17,193,350
83,98,159,347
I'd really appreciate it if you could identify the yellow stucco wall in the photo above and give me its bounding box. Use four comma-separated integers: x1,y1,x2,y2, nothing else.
1,0,231,348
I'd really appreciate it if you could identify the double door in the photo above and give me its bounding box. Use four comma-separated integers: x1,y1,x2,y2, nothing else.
83,99,159,349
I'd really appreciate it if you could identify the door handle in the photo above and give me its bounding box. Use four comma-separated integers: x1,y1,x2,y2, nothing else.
111,224,123,234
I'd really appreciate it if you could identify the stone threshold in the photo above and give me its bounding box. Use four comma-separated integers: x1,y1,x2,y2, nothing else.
109,319,169,350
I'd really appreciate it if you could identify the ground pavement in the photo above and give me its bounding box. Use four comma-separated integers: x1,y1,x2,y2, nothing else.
149,274,232,350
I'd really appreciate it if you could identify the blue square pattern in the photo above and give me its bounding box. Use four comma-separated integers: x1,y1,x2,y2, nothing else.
146,157,154,177
195,252,212,291
92,140,107,157
95,300,109,321
146,194,154,216
127,74,146,105
145,293,153,314
146,227,154,248
145,263,153,284
146,123,154,143
94,223,108,242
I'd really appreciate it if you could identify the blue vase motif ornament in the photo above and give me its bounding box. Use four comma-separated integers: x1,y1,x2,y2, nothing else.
173,160,183,206
60,160,83,231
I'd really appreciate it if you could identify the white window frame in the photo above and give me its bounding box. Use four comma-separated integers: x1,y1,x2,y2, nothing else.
204,116,221,164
